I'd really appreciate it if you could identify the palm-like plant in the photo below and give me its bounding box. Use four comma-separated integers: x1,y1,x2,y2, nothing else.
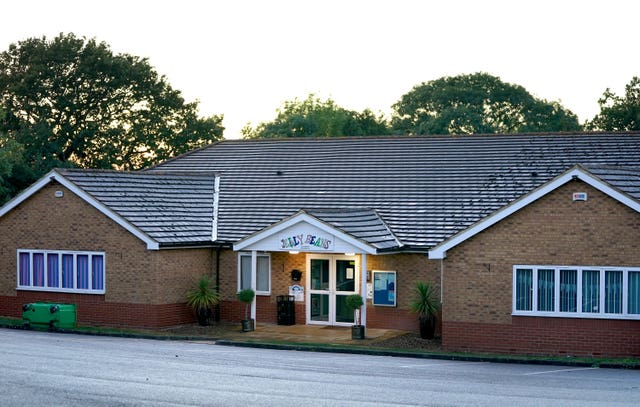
408,281,440,339
186,275,220,326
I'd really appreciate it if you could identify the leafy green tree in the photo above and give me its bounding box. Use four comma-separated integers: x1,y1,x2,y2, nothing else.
0,33,224,193
0,109,30,203
242,94,390,138
587,77,640,131
391,72,582,135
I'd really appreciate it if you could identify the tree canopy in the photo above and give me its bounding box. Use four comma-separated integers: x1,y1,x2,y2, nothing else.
0,33,224,201
242,94,390,138
391,72,582,135
587,76,640,131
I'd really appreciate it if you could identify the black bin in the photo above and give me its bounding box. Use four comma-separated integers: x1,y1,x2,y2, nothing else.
277,295,295,325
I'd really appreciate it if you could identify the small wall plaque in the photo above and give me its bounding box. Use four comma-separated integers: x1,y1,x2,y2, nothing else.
572,192,587,201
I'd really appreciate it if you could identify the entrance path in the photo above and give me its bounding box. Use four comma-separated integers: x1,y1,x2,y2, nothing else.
164,322,411,346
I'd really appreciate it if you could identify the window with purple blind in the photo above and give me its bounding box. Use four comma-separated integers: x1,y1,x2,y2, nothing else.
47,253,59,288
62,254,74,289
92,255,104,290
76,255,89,290
33,253,45,287
17,250,105,294
19,252,30,286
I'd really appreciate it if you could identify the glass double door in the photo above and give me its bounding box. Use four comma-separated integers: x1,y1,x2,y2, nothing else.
307,255,358,326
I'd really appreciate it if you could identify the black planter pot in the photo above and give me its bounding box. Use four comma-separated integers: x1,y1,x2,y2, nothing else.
351,324,365,340
419,315,436,339
241,319,255,332
196,308,212,326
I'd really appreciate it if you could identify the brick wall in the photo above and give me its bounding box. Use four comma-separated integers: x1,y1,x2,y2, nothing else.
442,180,640,357
0,181,212,327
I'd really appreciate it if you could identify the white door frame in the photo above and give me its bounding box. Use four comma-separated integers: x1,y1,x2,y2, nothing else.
306,253,359,326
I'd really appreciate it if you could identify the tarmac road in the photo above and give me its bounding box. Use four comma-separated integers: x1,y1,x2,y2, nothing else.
1,328,638,406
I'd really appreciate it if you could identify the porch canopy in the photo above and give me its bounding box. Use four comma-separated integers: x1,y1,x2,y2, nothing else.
233,208,402,325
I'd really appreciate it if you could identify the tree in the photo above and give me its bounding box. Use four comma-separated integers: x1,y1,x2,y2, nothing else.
242,94,390,138
391,72,582,135
0,33,224,195
587,77,640,131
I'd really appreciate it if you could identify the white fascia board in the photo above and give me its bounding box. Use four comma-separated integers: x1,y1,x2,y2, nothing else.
0,170,57,218
211,176,220,242
233,211,377,254
428,166,640,260
0,170,160,250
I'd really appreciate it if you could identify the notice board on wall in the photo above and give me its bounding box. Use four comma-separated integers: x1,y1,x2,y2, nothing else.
372,270,396,307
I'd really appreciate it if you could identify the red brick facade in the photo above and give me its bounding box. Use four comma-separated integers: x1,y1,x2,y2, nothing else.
441,180,640,357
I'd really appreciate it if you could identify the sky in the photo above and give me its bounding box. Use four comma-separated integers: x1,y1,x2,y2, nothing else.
2,0,639,139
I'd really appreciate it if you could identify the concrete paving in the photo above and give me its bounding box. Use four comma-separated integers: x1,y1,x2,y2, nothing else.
222,323,408,345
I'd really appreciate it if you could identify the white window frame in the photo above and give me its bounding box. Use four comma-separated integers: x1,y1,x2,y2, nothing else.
512,265,640,320
16,249,106,295
237,252,271,296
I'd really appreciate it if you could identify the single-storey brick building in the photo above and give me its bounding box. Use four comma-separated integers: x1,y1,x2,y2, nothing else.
1,133,639,357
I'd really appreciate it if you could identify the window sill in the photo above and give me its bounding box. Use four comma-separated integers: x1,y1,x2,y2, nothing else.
17,286,105,295
512,311,640,321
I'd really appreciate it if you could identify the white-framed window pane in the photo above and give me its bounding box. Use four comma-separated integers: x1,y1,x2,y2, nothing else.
605,270,623,314
537,269,555,312
19,252,30,286
33,253,45,287
582,270,600,313
62,254,74,289
515,268,533,311
92,255,104,290
47,253,59,288
629,272,640,314
256,256,269,292
77,254,89,290
559,269,577,312
240,255,252,290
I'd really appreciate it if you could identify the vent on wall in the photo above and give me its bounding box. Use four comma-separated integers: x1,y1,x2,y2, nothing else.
55,191,63,198
572,192,587,201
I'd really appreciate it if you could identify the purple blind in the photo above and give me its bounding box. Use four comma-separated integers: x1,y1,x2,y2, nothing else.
62,254,74,289
92,255,104,290
77,255,89,290
19,253,30,286
47,253,59,288
33,253,45,287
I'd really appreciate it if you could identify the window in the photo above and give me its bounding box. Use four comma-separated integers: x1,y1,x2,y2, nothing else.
17,250,105,294
513,265,640,320
238,252,270,295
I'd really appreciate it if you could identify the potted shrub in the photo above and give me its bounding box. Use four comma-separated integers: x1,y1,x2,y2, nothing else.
409,281,440,339
186,275,220,326
345,293,365,339
237,288,256,332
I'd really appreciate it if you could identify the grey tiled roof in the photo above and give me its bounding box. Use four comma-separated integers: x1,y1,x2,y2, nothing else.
150,133,640,250
304,208,401,251
584,165,640,200
58,169,216,246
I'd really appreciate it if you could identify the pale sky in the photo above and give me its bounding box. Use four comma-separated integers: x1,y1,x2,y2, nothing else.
2,0,638,138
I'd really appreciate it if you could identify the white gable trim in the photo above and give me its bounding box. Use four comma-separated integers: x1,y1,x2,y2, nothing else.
233,211,377,254
428,166,640,259
0,170,160,250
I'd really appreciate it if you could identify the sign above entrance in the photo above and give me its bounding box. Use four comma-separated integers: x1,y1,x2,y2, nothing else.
280,233,334,251
233,213,377,255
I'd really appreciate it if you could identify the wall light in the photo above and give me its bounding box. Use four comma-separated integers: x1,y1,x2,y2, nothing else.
289,251,299,255
344,252,355,256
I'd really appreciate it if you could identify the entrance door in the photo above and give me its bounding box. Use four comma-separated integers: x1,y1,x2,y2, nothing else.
307,255,358,326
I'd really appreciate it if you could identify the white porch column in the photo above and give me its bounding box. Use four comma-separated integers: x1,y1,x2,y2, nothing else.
251,250,257,321
360,253,367,326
